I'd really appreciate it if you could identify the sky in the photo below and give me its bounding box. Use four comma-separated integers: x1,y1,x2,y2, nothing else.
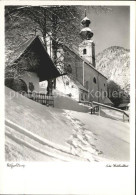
82,6,130,54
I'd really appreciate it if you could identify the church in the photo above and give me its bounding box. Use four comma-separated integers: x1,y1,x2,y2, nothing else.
55,13,108,103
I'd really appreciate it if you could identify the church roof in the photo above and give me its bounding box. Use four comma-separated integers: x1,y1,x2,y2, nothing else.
62,44,107,80
103,97,114,105
73,80,88,92
6,36,61,81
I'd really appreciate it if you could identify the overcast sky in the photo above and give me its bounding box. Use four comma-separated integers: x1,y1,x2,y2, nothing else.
82,6,130,54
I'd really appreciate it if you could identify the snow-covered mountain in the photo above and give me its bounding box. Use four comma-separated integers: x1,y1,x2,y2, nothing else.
96,46,130,93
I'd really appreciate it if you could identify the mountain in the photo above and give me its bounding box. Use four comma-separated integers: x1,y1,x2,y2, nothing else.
96,46,130,93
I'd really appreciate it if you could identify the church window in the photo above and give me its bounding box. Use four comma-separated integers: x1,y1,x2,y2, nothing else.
83,49,87,55
67,64,72,74
93,77,97,84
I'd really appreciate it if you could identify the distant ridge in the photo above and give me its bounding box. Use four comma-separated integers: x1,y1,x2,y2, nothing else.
96,46,130,93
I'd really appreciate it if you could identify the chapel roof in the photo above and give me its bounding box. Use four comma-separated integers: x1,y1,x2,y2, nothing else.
6,36,61,81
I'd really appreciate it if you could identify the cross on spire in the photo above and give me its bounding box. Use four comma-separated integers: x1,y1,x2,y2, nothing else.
85,9,86,17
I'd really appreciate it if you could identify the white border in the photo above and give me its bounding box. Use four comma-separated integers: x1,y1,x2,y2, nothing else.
0,1,135,195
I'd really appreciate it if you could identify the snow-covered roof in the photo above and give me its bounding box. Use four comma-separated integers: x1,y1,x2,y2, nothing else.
6,36,61,81
80,27,92,32
81,16,90,21
6,36,36,66
118,103,130,108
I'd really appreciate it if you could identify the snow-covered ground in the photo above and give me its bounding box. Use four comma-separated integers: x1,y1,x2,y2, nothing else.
65,110,129,161
55,76,80,101
5,87,130,162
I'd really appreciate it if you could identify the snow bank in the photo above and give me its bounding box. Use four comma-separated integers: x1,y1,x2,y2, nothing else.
56,75,80,101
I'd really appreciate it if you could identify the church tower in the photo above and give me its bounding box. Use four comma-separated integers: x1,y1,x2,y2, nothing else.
79,11,95,67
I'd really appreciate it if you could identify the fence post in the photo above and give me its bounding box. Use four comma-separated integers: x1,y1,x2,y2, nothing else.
123,113,124,122
99,106,101,116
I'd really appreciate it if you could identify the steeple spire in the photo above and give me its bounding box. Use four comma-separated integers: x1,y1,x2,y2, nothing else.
79,10,95,67
79,10,93,40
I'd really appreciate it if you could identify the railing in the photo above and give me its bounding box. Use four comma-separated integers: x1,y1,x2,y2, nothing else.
79,100,129,122
22,92,54,107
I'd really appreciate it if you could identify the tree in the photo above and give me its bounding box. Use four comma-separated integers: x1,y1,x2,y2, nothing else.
5,5,111,89
5,5,111,65
5,6,82,87
107,80,125,107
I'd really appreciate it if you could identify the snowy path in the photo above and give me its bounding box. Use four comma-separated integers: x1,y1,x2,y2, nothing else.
64,111,107,162
65,110,130,161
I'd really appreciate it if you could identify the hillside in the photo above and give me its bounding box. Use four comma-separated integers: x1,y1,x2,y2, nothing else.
96,46,130,93
5,87,130,161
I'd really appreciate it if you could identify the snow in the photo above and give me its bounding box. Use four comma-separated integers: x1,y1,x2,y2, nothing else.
5,87,130,162
56,76,80,101
67,110,130,161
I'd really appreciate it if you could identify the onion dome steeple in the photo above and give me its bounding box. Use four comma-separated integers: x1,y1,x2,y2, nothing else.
79,10,93,40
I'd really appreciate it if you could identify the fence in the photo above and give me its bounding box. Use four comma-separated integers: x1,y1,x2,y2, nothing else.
79,100,129,122
23,92,54,107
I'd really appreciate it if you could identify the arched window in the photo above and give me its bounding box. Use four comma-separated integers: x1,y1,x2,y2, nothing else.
83,49,87,55
93,77,97,84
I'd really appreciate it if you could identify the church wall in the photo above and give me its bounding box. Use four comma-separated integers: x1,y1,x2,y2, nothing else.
63,48,83,85
79,40,93,65
63,46,107,103
84,62,107,103
84,63,98,102
98,75,107,103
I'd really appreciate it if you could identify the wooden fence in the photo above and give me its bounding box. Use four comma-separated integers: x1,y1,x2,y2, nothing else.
22,92,54,107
